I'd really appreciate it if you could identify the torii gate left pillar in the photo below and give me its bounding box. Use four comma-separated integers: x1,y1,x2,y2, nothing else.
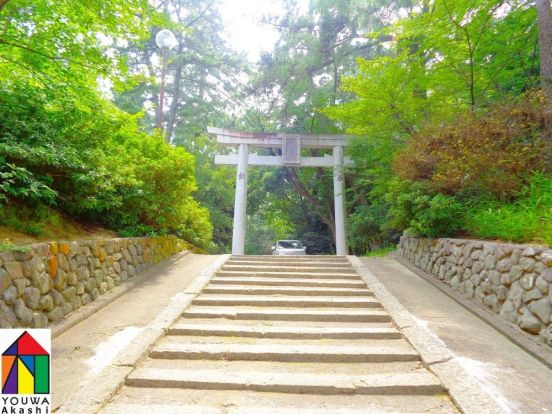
232,143,248,255
208,127,352,256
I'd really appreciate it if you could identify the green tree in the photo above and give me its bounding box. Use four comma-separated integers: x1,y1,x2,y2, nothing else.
0,0,213,248
0,0,159,97
239,0,403,252
326,0,541,246
114,0,247,252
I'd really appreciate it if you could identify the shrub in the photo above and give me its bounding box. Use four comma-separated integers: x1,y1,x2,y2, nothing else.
0,82,213,247
348,204,400,254
386,180,465,238
393,93,545,200
0,83,121,214
409,194,465,237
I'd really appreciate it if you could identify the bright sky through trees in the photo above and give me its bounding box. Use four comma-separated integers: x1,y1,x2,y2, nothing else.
220,0,310,61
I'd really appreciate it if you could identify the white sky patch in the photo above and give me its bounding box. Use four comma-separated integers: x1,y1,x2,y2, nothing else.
293,95,306,105
86,326,144,374
220,0,309,61
97,76,114,100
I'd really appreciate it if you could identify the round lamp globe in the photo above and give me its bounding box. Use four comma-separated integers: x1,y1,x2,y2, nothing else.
155,29,178,50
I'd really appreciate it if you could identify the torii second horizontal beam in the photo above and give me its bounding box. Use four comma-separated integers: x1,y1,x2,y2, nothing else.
215,154,354,167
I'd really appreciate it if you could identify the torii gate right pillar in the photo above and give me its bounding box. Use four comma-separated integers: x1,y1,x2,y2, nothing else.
333,145,347,256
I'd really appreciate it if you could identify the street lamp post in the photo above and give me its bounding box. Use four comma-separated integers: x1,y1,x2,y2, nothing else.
155,29,178,133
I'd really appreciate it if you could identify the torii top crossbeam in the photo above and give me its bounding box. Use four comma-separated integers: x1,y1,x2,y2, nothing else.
207,127,349,149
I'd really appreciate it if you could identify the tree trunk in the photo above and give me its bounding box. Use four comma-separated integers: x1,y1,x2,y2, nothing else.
166,64,183,143
537,0,552,101
166,41,185,143
537,0,552,159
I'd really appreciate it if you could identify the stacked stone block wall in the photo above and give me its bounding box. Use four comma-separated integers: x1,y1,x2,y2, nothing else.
398,236,552,347
0,235,186,328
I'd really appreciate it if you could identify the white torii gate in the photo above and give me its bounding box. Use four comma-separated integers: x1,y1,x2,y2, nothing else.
207,127,352,256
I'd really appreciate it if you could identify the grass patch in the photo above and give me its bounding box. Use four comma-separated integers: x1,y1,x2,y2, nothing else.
0,241,31,253
365,246,396,257
466,174,552,246
0,203,115,244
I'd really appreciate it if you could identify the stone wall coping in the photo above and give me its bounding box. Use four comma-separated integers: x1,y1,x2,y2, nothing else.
401,234,551,251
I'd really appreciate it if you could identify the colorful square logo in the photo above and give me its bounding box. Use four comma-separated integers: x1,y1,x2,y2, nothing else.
1,330,50,395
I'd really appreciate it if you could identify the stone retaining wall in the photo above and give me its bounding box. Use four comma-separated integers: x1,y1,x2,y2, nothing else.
0,235,186,328
398,235,552,347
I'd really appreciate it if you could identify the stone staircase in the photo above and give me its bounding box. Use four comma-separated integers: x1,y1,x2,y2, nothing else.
100,255,458,413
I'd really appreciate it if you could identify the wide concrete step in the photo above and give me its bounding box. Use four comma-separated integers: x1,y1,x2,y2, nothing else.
209,277,366,288
220,265,357,274
168,322,401,339
139,358,423,376
232,255,349,261
172,318,395,329
182,306,392,322
126,368,440,395
191,295,381,308
102,387,459,413
158,335,408,348
150,342,417,363
202,285,373,296
216,271,361,280
150,341,420,363
226,260,354,268
102,403,453,414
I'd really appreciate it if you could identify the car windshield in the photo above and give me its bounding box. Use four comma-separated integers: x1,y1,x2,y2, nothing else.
277,240,304,249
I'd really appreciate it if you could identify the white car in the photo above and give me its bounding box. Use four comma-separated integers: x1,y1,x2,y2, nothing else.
271,240,307,255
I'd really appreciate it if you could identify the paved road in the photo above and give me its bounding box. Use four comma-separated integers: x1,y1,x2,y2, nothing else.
362,257,552,414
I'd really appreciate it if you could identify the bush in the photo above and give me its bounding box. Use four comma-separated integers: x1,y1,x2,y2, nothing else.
0,82,213,247
348,204,400,254
382,94,551,245
387,180,465,238
0,83,122,214
393,93,545,200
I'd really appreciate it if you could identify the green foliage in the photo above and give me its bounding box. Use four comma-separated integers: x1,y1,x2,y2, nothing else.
348,204,393,255
386,180,465,238
467,174,552,245
0,241,31,253
364,246,396,257
0,163,56,205
0,0,159,98
326,0,548,247
0,0,213,249
407,194,465,238
113,0,248,252
174,134,235,252
0,81,212,248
